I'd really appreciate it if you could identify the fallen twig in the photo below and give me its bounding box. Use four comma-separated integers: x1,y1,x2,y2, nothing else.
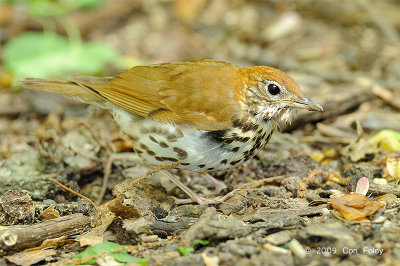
0,213,93,253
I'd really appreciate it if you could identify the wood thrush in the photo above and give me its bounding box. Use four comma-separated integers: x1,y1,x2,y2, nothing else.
20,60,323,204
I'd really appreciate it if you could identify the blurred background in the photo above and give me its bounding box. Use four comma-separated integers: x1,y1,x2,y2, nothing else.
1,0,399,87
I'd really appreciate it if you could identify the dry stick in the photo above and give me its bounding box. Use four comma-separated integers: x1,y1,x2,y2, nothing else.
371,82,400,110
95,152,140,205
369,183,400,197
49,178,97,212
97,154,115,205
80,121,154,205
236,175,287,189
96,154,114,205
80,121,116,205
0,213,92,252
118,162,180,196
133,162,180,185
79,121,112,154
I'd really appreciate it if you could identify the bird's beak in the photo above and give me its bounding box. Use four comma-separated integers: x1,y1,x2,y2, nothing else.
286,97,324,112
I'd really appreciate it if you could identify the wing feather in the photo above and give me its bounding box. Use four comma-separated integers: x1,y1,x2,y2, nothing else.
21,60,246,130
73,60,244,130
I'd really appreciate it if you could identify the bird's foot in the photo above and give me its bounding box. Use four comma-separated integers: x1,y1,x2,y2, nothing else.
161,170,235,205
173,190,237,205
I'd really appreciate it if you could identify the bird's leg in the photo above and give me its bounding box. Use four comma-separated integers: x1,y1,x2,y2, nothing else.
199,172,227,194
161,170,222,205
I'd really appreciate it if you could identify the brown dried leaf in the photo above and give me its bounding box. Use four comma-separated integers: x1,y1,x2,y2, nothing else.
79,235,104,247
26,236,75,251
376,193,399,205
330,194,385,222
386,153,400,180
37,204,60,221
78,204,116,247
5,249,56,265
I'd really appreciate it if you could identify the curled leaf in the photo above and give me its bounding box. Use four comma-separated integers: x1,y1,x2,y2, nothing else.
386,153,400,181
330,194,385,222
369,130,400,152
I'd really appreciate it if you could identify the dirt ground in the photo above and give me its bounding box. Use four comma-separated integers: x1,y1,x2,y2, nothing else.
1,0,400,265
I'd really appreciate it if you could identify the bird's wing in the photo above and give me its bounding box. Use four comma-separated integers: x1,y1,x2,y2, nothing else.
72,60,245,130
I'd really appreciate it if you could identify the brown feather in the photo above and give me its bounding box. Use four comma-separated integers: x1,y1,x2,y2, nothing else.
239,66,303,98
98,60,245,130
20,60,302,131
20,60,247,130
19,78,108,103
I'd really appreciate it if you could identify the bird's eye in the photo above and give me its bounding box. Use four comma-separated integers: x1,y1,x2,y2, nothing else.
268,84,280,95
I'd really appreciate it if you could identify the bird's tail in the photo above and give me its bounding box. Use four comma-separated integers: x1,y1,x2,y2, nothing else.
19,76,110,104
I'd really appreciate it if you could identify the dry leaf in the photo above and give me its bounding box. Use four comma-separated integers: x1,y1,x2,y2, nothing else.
26,235,74,251
369,130,400,152
342,129,400,162
201,252,220,266
79,235,104,247
78,206,115,247
386,153,400,181
96,255,123,266
5,249,56,265
355,177,369,195
376,193,398,205
38,204,60,221
330,194,385,222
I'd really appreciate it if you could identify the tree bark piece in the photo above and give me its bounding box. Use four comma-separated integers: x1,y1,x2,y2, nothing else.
369,184,400,197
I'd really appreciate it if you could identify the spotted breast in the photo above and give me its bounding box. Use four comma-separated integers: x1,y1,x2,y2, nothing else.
113,107,276,172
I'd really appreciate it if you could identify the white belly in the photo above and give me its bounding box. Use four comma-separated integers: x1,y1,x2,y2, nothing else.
111,107,276,172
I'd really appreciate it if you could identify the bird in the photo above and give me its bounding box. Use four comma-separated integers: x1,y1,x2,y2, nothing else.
20,59,323,204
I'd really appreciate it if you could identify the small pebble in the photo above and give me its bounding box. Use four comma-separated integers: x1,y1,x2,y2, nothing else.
263,243,289,254
289,239,307,259
321,207,331,216
264,230,293,246
381,220,393,232
372,215,387,223
373,178,387,185
139,235,160,243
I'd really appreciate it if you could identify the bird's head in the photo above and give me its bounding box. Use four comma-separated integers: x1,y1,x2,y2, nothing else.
239,66,323,124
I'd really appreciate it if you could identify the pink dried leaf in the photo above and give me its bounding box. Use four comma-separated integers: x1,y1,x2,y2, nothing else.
355,177,369,195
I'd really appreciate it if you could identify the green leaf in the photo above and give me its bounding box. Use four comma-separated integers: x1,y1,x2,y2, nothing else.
369,129,400,152
177,246,195,256
110,252,148,265
26,0,103,17
73,241,148,265
73,0,103,10
29,1,68,17
132,257,150,266
192,239,210,247
3,31,123,83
